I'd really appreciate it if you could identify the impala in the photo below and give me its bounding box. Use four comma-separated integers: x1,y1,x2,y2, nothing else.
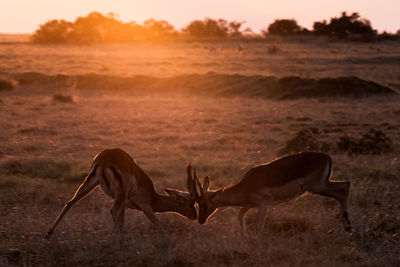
47,148,197,238
191,152,351,237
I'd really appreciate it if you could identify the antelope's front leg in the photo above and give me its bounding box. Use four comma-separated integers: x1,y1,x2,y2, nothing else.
238,207,250,237
139,203,166,235
256,203,268,238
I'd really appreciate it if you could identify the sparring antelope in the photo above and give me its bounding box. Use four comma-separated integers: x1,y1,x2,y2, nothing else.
47,148,197,238
191,152,351,237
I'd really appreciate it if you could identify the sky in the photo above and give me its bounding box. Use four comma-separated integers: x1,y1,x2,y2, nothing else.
1,0,399,34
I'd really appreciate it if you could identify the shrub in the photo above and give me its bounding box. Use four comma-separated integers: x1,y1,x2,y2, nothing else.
184,18,229,38
53,94,74,103
31,12,175,43
267,45,280,54
337,129,392,154
266,19,302,36
313,12,377,39
280,128,330,154
31,19,74,43
0,79,13,91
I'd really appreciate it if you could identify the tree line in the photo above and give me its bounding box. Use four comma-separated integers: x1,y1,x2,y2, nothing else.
31,11,399,44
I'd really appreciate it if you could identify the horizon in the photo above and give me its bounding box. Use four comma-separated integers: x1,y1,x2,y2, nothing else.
1,0,399,34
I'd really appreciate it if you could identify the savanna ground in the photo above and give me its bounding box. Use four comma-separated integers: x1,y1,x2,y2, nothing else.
0,36,400,266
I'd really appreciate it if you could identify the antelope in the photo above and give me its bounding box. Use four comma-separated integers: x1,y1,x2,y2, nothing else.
47,148,197,238
190,152,351,237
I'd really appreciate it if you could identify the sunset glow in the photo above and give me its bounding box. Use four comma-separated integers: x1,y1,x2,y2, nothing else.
1,0,399,34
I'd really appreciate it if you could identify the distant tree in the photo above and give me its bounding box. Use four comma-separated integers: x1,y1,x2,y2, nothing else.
313,12,376,39
266,19,302,36
72,12,113,43
378,31,398,41
31,19,73,43
31,12,178,43
143,19,176,40
184,18,229,38
228,21,244,37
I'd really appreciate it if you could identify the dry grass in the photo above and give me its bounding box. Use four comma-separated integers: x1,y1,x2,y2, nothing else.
0,40,399,266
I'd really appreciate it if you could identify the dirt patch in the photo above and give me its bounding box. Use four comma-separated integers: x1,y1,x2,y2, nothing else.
278,76,396,99
12,72,397,99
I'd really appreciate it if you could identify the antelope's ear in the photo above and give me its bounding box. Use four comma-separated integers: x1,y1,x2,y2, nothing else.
202,176,211,191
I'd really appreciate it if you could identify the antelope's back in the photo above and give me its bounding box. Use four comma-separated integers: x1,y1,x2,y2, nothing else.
238,152,331,188
94,149,156,194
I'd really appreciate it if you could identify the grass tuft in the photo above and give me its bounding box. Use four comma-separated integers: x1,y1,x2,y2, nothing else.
0,79,13,91
53,94,75,103
0,158,84,181
337,128,393,155
279,128,330,154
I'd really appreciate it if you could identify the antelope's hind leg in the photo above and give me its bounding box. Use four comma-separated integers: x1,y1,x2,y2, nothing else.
313,180,352,231
47,168,99,238
334,181,351,231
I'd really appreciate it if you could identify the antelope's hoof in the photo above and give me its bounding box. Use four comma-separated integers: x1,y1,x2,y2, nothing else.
46,229,53,239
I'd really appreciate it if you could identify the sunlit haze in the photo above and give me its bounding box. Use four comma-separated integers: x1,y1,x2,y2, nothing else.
1,0,399,34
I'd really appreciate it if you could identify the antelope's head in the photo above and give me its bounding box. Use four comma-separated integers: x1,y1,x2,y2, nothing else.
164,163,197,220
189,167,221,224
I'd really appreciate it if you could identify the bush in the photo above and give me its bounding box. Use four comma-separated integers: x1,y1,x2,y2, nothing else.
279,128,330,154
0,79,13,91
183,18,244,38
337,129,392,154
313,12,377,39
267,45,280,54
53,94,74,103
31,12,176,43
266,19,302,36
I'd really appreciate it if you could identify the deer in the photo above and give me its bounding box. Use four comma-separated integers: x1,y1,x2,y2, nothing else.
190,152,351,238
47,148,197,238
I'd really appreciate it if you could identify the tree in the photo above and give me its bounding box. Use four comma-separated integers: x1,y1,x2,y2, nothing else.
143,19,176,41
31,20,73,43
184,18,229,38
313,12,376,39
228,21,244,37
267,19,302,36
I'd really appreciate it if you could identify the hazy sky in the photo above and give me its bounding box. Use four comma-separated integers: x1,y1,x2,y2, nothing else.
1,0,399,34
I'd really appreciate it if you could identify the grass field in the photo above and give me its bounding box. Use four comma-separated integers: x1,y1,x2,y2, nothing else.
0,38,399,266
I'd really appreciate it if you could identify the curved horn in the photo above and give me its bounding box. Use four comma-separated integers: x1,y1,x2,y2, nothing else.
194,167,203,197
186,163,195,198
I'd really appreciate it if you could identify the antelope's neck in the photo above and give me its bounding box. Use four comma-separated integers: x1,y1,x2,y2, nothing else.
151,193,177,213
214,185,249,207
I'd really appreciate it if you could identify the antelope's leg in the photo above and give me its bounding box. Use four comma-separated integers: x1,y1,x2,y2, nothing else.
256,203,268,237
311,180,351,231
238,207,250,236
139,204,165,233
111,198,126,234
47,170,99,237
326,181,351,231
